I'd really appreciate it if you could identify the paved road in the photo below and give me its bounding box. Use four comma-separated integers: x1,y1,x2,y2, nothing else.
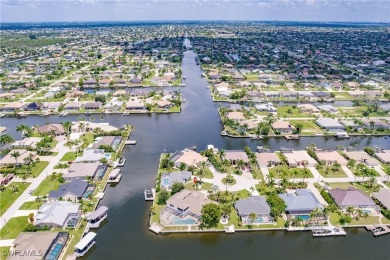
0,141,69,230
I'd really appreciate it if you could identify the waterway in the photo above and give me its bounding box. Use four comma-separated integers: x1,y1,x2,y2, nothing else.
0,42,389,259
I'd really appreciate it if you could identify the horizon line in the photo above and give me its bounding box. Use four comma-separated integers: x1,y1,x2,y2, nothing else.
1,19,390,24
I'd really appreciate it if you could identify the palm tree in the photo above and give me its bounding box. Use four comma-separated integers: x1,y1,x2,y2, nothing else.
218,149,225,161
11,151,21,167
237,159,245,170
62,121,72,135
266,172,275,186
0,134,14,145
248,212,257,226
16,124,32,138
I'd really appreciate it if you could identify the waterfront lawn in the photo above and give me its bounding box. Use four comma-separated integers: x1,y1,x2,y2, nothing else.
330,212,382,226
0,182,29,215
19,200,43,210
291,120,323,135
32,177,62,196
82,133,95,145
150,204,164,224
268,165,313,179
316,165,348,178
62,219,88,258
277,106,307,118
60,152,77,161
0,247,10,260
0,216,29,239
217,209,240,229
334,92,353,100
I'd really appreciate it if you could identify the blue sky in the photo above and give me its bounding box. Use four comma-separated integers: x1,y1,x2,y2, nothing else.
1,0,389,23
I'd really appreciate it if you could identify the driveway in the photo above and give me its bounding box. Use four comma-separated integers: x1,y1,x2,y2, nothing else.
0,141,70,229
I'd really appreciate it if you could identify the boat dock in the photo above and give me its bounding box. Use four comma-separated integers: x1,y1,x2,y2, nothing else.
125,140,137,145
149,222,164,234
144,188,156,201
225,225,235,234
107,169,122,183
312,226,346,237
365,225,390,237
285,135,300,140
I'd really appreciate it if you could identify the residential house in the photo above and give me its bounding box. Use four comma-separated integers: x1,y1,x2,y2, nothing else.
84,102,102,110
279,189,324,219
224,151,249,166
282,150,317,167
317,105,337,113
36,123,65,136
316,151,348,166
64,162,108,181
9,232,69,260
48,179,89,201
372,190,390,210
126,101,145,110
11,137,42,149
161,171,192,189
0,149,36,166
316,118,345,131
1,102,25,112
35,201,81,228
172,150,208,167
64,102,82,111
272,121,295,134
75,149,108,163
374,150,390,164
226,111,245,122
344,151,379,167
235,196,273,224
297,104,320,114
91,136,122,150
328,188,377,209
256,152,281,167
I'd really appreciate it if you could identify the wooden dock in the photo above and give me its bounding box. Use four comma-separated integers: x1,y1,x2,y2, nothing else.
285,135,300,140
149,222,164,234
365,225,390,237
312,226,346,237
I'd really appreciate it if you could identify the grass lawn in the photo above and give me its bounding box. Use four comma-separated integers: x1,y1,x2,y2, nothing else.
328,182,378,195
82,133,95,145
15,161,49,177
60,152,77,161
217,209,240,229
330,212,382,225
19,200,43,210
32,177,62,196
185,182,212,191
290,120,323,135
255,184,277,195
0,247,10,260
194,167,214,179
316,165,348,178
234,189,251,199
245,73,260,81
268,165,313,179
0,216,29,239
169,106,181,113
62,219,88,258
150,204,164,224
334,92,353,100
348,164,380,177
0,182,29,215
250,162,263,180
277,106,307,118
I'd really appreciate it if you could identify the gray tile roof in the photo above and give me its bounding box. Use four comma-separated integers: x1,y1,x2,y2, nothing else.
235,196,271,215
329,188,376,207
48,179,88,199
279,189,323,212
164,171,192,188
35,201,80,227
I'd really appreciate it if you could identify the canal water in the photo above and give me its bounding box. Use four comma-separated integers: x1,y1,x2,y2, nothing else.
1,46,389,259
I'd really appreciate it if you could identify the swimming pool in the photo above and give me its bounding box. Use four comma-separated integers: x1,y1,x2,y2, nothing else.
172,217,196,225
45,233,69,260
162,178,170,187
362,209,371,214
295,215,310,221
251,218,263,223
104,153,111,159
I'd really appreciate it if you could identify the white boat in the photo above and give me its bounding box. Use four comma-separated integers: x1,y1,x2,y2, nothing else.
125,140,137,145
0,113,6,118
335,132,350,139
144,188,156,201
74,232,96,257
116,157,126,167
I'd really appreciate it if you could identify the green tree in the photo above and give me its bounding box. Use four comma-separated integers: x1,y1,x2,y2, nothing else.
157,189,170,205
171,182,184,196
0,134,14,145
248,212,257,226
11,151,21,166
199,203,221,229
